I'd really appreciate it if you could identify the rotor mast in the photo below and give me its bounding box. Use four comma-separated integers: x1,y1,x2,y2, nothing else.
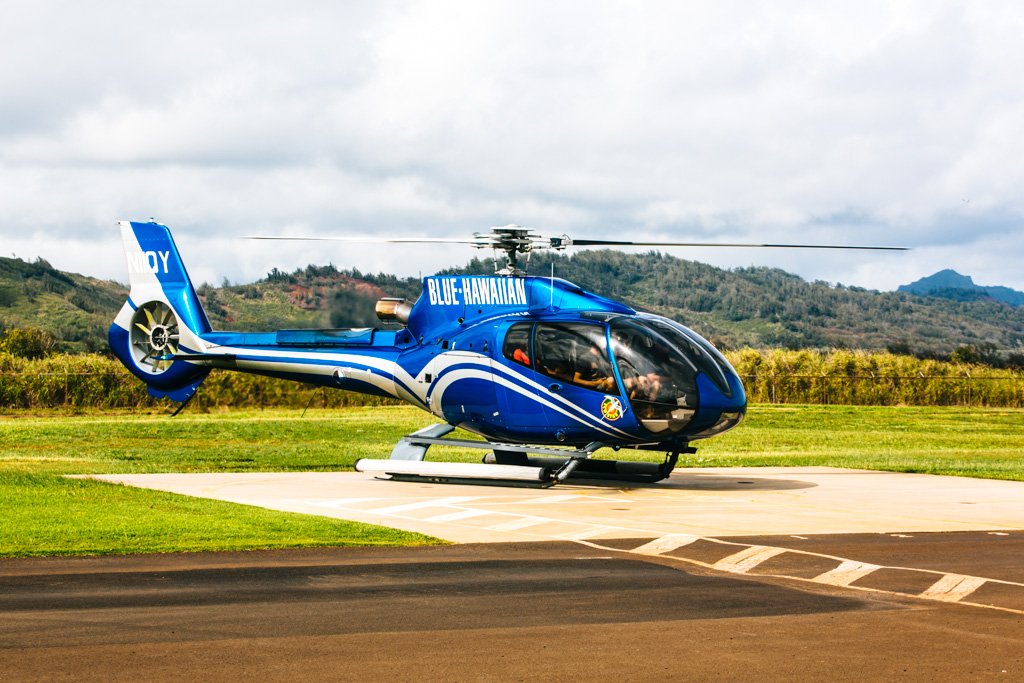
473,224,573,277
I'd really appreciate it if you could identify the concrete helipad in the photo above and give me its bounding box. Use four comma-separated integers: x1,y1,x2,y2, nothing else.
86,467,1024,615
89,467,1024,543
17,466,1022,680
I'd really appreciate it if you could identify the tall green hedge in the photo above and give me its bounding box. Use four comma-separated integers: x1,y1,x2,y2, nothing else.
1,349,1021,410
728,348,1024,407
0,353,394,410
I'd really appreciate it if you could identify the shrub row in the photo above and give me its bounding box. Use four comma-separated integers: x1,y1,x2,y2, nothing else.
0,353,395,410
1,349,1022,410
729,348,1024,407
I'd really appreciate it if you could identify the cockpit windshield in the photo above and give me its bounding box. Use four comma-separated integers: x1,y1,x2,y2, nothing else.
609,318,699,434
640,316,732,397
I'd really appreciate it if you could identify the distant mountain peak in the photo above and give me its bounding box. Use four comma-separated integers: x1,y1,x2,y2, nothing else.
898,270,1024,307
901,269,975,290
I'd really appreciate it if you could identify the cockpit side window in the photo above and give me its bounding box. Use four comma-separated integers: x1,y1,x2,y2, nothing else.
502,322,533,367
534,323,616,393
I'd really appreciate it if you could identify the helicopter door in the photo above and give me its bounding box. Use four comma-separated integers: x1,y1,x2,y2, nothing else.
496,322,551,435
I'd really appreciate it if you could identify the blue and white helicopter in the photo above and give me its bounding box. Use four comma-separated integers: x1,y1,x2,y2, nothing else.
109,221,904,487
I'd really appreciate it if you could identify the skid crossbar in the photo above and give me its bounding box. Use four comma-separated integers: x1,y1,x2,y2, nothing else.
353,424,685,487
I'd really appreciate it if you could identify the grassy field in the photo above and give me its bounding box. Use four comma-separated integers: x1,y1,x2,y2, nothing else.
1,404,1022,557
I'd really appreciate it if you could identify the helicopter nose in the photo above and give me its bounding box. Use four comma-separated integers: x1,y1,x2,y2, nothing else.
687,371,747,438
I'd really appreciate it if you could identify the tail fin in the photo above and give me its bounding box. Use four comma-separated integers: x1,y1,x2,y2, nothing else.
108,221,211,401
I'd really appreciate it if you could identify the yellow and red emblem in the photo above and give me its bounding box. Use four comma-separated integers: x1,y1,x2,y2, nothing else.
600,396,623,421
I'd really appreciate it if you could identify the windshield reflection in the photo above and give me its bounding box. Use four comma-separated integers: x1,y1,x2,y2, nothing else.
609,318,698,434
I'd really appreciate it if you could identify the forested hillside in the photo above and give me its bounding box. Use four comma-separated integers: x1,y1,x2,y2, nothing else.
0,257,127,353
2,251,1023,361
448,251,1024,359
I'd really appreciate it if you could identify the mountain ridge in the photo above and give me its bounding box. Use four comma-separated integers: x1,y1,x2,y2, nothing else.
898,269,1024,307
2,253,1023,358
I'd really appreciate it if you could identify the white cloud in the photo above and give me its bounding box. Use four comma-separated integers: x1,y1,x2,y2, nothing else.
2,0,1024,290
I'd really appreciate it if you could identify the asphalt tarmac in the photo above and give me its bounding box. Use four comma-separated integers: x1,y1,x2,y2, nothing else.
1,535,1022,682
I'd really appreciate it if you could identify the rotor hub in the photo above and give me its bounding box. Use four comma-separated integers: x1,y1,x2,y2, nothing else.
151,326,169,349
472,225,572,276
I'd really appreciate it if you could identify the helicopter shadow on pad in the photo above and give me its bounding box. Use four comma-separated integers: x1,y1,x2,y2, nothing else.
561,473,816,492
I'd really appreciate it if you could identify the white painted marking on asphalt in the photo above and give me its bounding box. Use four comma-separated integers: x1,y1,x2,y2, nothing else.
632,534,701,556
487,517,550,532
791,535,808,540
919,574,988,602
812,560,881,587
577,538,1024,616
988,532,1009,536
424,509,492,523
297,498,376,510
555,526,616,541
713,545,787,573
517,494,581,505
371,497,480,515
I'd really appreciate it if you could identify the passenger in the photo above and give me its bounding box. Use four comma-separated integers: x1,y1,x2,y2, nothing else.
513,347,530,366
572,344,616,392
544,361,573,382
628,372,663,402
619,359,663,403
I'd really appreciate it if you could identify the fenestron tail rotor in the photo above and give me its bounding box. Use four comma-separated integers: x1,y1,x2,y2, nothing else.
129,301,180,374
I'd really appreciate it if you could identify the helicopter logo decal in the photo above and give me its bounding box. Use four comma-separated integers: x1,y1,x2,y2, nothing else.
600,396,623,421
426,276,529,307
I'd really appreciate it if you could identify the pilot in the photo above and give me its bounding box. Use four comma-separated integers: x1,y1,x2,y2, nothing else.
628,372,662,402
618,360,663,404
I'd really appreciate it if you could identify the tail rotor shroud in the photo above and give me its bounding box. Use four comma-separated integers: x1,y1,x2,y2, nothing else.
129,301,181,374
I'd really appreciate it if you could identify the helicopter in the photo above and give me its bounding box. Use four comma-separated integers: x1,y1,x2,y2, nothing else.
109,221,905,487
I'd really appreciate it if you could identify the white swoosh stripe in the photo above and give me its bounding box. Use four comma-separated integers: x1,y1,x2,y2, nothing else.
431,367,629,440
230,358,401,398
210,344,419,391
429,354,633,438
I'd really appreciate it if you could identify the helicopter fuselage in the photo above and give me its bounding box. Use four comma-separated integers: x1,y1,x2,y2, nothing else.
110,222,746,455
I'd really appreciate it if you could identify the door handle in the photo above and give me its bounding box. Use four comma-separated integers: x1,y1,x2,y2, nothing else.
548,383,562,393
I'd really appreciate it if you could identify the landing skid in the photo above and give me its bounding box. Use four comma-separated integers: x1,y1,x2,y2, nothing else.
353,424,689,487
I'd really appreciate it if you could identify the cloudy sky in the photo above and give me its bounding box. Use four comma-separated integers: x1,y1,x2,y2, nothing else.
2,1,1023,291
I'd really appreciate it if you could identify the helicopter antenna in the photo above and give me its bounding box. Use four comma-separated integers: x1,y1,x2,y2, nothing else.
550,261,555,309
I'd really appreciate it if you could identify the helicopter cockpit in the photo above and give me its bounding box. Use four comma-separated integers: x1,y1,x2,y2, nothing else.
502,314,741,437
609,314,744,435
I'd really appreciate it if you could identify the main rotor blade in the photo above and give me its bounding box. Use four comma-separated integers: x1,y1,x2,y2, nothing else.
566,239,908,251
245,236,479,245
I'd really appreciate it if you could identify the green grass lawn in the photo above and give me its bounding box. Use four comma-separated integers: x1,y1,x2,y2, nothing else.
0,408,451,557
1,404,1022,557
695,405,1024,481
